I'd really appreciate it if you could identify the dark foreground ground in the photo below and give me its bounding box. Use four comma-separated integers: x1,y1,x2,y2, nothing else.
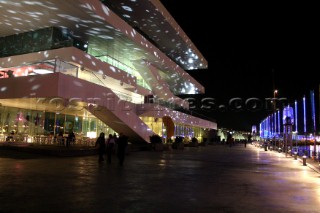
0,143,320,213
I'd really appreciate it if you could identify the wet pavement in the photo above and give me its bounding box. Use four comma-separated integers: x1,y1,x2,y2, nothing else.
0,144,320,213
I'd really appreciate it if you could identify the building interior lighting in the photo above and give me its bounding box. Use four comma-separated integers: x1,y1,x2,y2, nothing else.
0,70,15,78
33,69,54,74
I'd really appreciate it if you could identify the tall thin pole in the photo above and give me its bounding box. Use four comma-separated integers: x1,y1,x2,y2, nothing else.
294,100,298,133
272,69,277,146
303,96,307,156
310,90,316,159
294,100,298,150
303,96,307,134
310,90,316,134
274,111,277,137
278,110,280,135
272,69,276,112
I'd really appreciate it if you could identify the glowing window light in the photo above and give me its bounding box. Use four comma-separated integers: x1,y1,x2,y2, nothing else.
87,132,97,139
33,69,53,74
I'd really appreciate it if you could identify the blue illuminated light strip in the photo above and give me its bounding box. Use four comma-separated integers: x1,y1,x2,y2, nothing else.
270,114,273,136
294,100,298,133
263,119,266,138
262,121,264,138
303,96,306,133
310,90,316,133
267,116,270,137
274,112,277,137
261,120,264,138
265,116,270,138
277,110,280,135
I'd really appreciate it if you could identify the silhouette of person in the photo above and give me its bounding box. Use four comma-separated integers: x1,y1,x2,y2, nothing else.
95,132,106,162
227,132,233,147
57,131,64,146
246,133,251,148
117,132,128,166
66,131,75,148
106,134,115,164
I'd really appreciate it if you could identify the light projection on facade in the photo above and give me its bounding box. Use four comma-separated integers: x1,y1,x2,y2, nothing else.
0,0,216,144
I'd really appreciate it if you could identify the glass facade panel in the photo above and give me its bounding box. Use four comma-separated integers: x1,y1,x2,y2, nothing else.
140,117,163,137
0,106,116,143
0,27,85,58
55,113,65,135
44,112,55,135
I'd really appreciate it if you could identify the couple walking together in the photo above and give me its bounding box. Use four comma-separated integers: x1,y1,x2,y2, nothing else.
96,132,128,166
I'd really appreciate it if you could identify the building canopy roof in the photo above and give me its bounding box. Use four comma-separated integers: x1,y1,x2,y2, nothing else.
103,0,208,71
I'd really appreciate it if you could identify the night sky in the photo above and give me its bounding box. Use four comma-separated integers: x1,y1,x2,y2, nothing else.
161,1,318,131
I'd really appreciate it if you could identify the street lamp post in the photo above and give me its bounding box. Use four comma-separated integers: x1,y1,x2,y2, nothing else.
273,90,278,111
273,90,278,151
284,117,293,157
283,107,294,157
293,131,298,160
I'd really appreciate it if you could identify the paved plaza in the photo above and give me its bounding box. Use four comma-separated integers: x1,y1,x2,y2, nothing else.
0,144,320,213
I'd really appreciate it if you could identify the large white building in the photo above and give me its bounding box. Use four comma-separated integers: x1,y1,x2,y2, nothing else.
0,0,216,144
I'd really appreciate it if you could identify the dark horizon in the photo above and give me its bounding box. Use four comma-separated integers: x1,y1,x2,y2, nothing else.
161,0,318,131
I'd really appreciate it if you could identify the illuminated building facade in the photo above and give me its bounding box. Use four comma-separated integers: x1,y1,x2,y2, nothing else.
0,0,216,144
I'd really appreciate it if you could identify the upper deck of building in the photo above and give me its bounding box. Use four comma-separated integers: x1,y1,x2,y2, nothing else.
0,0,206,95
103,0,208,71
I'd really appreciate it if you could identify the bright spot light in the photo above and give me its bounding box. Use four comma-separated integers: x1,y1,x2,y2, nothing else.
122,6,133,12
33,69,53,74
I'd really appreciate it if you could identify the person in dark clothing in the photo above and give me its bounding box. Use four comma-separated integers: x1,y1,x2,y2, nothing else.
117,133,128,166
106,134,115,164
57,131,64,146
95,132,106,162
245,133,251,148
67,131,75,148
227,132,233,147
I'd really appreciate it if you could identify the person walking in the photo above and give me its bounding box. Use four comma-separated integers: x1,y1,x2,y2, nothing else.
106,134,115,164
95,132,106,162
117,132,128,166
